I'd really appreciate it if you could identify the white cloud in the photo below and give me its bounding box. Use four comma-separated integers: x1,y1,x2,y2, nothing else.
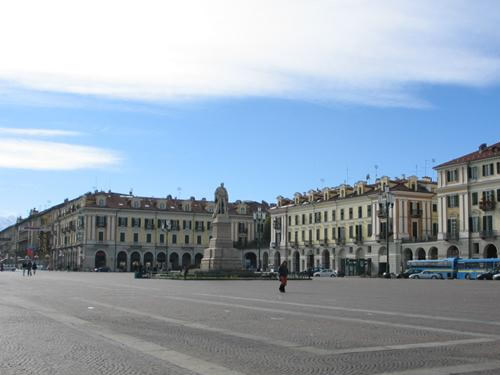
0,138,121,170
0,0,499,107
0,128,82,137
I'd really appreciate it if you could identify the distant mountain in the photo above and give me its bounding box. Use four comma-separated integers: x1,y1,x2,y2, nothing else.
0,216,16,231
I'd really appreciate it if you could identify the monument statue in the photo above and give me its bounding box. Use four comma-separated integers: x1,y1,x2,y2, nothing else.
213,183,229,218
200,183,242,272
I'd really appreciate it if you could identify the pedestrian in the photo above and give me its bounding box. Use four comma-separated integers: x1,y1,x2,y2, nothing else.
32,262,37,276
278,261,288,293
22,259,27,276
27,260,32,277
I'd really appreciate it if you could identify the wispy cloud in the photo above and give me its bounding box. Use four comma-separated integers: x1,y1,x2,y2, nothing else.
0,127,82,137
0,138,121,170
0,1,499,107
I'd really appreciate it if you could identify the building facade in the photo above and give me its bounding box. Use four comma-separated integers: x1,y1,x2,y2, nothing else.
0,191,269,272
269,176,437,276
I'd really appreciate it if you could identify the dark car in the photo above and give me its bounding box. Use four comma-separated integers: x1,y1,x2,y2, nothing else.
94,266,110,272
397,269,419,279
477,270,499,280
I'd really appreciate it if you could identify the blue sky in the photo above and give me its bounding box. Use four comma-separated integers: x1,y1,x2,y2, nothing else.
1,1,500,223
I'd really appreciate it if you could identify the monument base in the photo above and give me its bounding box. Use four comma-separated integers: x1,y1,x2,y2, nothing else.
200,247,242,271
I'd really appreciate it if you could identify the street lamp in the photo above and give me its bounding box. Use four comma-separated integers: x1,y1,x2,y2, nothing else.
378,186,394,278
253,207,266,272
160,221,172,271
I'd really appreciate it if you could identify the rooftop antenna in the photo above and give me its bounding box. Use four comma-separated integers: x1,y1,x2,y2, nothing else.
374,165,379,179
366,173,371,183
177,187,182,200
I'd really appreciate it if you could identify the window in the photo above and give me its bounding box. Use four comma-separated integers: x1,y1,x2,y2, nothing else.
349,226,353,238
324,211,328,222
132,200,140,208
446,169,458,182
118,217,128,227
159,202,166,209
144,218,154,230
146,233,151,243
197,235,202,245
288,231,291,241
309,213,312,224
98,232,104,241
433,204,437,212
301,230,305,241
483,215,493,232
367,224,372,237
468,166,478,180
302,214,306,225
308,229,312,241
497,162,500,174
340,209,344,221
316,229,320,241
367,246,372,254
172,234,177,244
447,218,458,234
470,217,480,233
183,220,192,230
131,218,141,227
288,216,292,226
120,233,125,242
170,220,180,230
447,195,459,208
367,205,372,217
473,243,479,254
432,223,438,237
96,216,107,227
358,206,362,218
294,231,298,243
349,208,353,220
98,198,105,207
207,222,211,230
185,235,190,244
498,189,500,202
332,210,336,221
324,228,328,240
482,163,494,177
332,227,336,239
159,234,165,244
472,192,478,205
295,215,299,225
133,233,139,243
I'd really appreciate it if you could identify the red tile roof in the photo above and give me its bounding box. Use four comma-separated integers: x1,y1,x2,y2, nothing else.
435,142,500,169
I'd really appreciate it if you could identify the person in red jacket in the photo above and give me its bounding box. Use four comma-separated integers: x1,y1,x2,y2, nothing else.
278,261,288,293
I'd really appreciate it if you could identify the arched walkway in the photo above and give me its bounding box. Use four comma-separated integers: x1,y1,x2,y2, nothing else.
336,248,346,274
95,251,106,269
144,252,154,269
429,247,438,260
262,252,269,270
274,251,281,268
306,250,314,270
117,251,127,271
447,246,459,258
244,252,257,270
322,249,330,269
157,252,166,269
378,247,387,275
416,248,426,260
484,244,498,258
194,253,203,267
182,253,192,268
170,252,179,270
292,251,300,273
130,251,141,272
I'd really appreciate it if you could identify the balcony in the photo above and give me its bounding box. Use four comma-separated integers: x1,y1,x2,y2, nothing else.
444,232,459,241
410,209,422,218
273,221,281,230
195,226,205,232
354,236,363,244
304,240,313,247
271,242,276,248
289,241,298,248
336,237,345,245
378,210,388,218
479,200,496,211
238,228,248,235
480,230,497,239
319,240,328,247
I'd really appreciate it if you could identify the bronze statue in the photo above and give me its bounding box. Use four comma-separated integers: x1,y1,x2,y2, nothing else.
213,183,229,218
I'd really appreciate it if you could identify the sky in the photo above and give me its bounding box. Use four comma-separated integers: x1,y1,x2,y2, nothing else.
1,0,500,225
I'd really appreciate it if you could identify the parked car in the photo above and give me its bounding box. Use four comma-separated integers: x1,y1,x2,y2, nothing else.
396,269,419,279
477,270,499,280
94,266,110,272
1,264,16,272
313,269,337,277
493,273,500,280
409,271,443,279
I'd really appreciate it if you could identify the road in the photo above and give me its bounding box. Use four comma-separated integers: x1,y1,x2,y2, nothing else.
1,271,499,375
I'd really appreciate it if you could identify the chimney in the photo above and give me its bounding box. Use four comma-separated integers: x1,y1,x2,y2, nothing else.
479,143,487,152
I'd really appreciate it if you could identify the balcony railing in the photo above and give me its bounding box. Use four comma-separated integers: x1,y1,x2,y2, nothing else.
355,236,363,244
336,237,345,245
273,222,281,230
410,208,422,218
444,232,459,241
378,210,388,218
271,242,277,248
479,200,496,211
238,228,248,234
195,226,205,232
304,240,313,247
289,241,298,248
480,230,497,239
319,240,328,247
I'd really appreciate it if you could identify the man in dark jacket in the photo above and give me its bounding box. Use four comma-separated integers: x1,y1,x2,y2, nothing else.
278,261,288,293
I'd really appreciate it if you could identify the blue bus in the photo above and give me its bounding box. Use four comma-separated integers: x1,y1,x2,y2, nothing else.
456,258,500,280
406,258,458,279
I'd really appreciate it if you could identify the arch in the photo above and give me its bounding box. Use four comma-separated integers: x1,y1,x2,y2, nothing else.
484,244,498,259
169,252,179,270
95,250,106,269
447,246,459,258
130,251,141,272
274,251,281,268
428,247,438,260
293,250,300,273
157,252,166,270
355,247,365,259
403,248,413,267
322,249,330,269
181,253,192,268
244,252,257,270
262,252,269,271
416,248,426,260
144,252,154,269
117,251,127,271
378,247,386,256
194,253,203,267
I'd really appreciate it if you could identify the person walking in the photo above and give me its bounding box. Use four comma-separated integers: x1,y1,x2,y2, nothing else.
27,260,32,277
32,261,37,276
278,261,288,293
22,259,28,277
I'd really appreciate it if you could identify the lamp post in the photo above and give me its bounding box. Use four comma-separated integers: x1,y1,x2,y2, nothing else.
378,187,394,278
161,221,172,271
253,207,266,272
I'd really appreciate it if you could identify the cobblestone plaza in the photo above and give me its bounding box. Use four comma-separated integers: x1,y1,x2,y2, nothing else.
1,272,499,375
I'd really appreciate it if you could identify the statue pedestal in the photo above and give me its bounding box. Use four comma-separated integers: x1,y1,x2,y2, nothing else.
200,216,242,271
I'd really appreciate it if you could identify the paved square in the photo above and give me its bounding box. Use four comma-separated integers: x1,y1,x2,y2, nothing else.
1,272,499,375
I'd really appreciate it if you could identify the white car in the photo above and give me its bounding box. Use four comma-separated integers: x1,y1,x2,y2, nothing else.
409,271,443,280
313,269,337,277
493,273,500,280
